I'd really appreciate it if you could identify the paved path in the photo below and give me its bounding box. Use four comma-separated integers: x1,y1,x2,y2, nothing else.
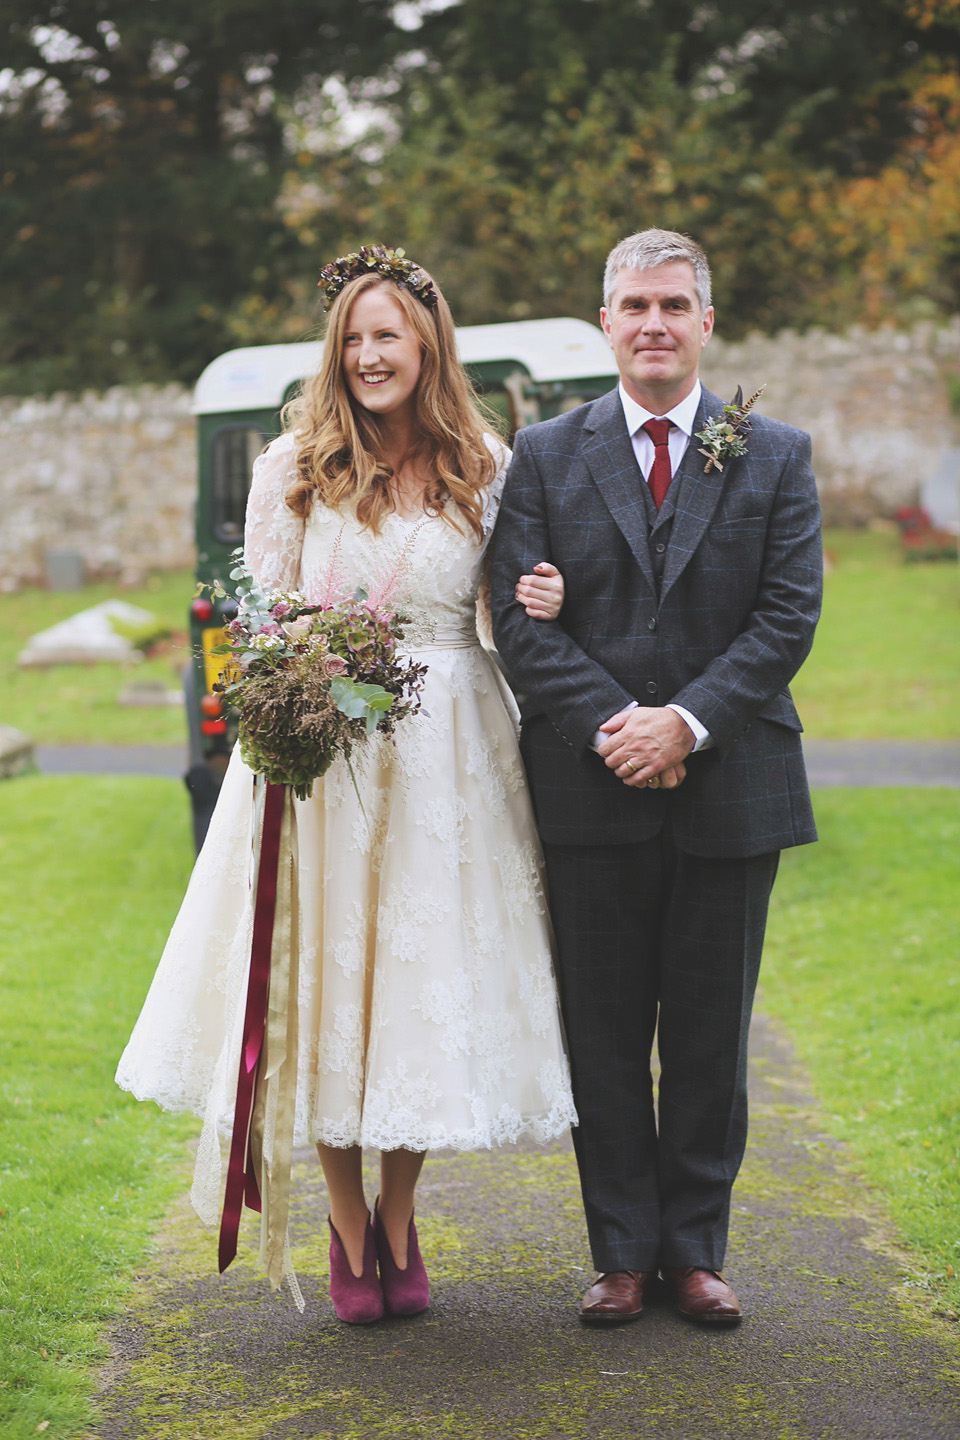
801,739,960,786
95,1015,960,1440
35,744,187,778
33,740,960,785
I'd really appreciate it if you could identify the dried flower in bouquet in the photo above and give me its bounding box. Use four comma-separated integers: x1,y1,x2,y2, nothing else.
208,549,427,800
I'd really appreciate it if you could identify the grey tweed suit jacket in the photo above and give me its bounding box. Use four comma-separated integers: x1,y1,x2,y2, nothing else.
488,385,823,857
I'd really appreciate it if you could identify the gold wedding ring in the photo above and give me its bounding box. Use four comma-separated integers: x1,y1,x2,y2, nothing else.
624,758,639,774
647,775,661,789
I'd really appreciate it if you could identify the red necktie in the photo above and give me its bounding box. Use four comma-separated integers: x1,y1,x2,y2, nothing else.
641,418,672,510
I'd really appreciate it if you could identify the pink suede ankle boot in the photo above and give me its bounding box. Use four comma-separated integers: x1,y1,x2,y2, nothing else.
328,1215,384,1324
374,1199,430,1316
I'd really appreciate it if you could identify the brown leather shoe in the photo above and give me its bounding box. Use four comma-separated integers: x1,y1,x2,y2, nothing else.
580,1270,656,1325
663,1267,742,1326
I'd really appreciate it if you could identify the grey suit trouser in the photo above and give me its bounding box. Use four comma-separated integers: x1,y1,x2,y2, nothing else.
542,824,779,1273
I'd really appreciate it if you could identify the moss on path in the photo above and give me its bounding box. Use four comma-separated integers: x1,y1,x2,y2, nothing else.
91,1017,960,1440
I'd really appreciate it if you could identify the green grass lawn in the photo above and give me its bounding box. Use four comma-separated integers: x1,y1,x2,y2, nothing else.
763,787,960,1312
792,528,960,738
0,570,193,746
0,776,195,1439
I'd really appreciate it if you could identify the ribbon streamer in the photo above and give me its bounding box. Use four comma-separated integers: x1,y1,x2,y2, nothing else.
218,780,302,1306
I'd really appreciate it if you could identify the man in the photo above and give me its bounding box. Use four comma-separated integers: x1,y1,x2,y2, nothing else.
489,229,821,1327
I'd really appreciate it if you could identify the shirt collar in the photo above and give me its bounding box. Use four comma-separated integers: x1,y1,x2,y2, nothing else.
618,379,702,439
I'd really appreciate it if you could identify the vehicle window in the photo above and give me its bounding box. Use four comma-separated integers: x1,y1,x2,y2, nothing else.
210,425,265,544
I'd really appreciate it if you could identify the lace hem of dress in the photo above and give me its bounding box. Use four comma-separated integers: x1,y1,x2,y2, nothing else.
311,1098,578,1152
114,1071,213,1118
116,1075,579,1144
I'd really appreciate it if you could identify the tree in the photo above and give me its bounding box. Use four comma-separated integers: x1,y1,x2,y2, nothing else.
5,0,960,391
288,0,960,336
0,1,400,391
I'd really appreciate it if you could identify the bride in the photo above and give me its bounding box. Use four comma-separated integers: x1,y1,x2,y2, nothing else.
116,247,577,1323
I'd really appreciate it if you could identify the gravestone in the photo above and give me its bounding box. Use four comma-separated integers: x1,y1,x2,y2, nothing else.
921,448,960,531
44,549,85,590
0,726,34,778
18,600,156,667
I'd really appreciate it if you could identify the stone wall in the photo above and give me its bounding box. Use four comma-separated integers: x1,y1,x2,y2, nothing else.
0,384,195,592
702,318,960,525
2,319,960,591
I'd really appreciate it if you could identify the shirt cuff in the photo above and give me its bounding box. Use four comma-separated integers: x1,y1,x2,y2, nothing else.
667,703,714,752
590,700,638,752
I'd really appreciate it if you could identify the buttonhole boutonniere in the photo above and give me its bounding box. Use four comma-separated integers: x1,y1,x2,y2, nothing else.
695,385,766,474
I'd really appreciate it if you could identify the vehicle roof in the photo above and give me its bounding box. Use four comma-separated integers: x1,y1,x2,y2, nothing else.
192,317,616,415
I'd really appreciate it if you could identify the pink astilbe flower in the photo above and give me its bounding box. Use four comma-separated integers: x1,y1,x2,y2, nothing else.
208,551,427,799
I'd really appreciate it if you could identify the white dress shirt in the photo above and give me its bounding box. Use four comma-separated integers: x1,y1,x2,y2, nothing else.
589,381,714,756
618,379,702,482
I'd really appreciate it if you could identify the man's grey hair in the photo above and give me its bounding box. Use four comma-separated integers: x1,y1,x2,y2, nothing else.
603,229,712,313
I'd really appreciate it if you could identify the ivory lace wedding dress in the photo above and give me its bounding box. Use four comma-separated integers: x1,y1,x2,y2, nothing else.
116,433,576,1229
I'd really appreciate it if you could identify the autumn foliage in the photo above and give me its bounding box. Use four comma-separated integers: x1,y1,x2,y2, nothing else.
3,1,960,392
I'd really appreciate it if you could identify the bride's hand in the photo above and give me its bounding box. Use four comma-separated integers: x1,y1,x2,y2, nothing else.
515,562,564,620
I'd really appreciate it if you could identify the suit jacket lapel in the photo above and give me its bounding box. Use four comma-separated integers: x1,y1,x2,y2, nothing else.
580,389,656,594
660,386,730,600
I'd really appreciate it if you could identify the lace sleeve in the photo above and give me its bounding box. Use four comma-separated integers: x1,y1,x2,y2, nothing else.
480,435,512,539
476,436,512,646
243,432,305,591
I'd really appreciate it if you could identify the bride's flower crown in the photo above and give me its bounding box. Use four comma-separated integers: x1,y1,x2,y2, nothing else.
318,245,438,311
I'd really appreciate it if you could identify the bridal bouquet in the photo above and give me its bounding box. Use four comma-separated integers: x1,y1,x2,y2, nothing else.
210,550,428,799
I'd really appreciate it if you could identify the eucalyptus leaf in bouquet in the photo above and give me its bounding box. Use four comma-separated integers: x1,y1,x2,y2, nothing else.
208,550,428,800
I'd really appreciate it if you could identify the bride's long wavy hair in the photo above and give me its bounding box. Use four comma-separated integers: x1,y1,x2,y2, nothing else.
283,271,500,539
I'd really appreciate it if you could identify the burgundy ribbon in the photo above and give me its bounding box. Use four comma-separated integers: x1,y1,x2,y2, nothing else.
218,780,286,1274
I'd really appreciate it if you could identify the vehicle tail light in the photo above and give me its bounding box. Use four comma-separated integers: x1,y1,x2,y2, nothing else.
201,719,227,736
200,693,222,717
191,596,214,622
